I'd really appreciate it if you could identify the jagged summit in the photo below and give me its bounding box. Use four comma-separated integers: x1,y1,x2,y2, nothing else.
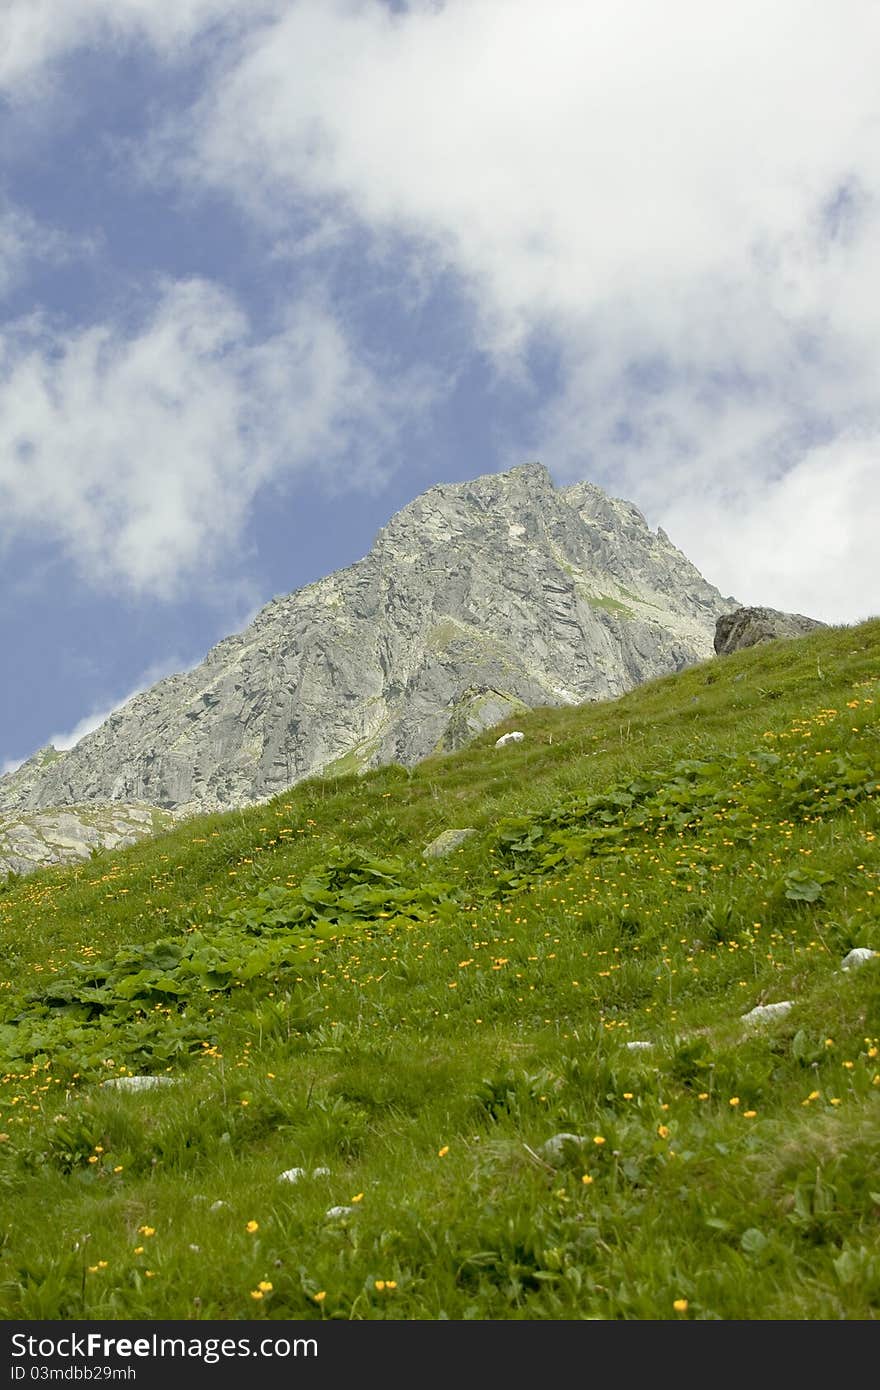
0,464,737,817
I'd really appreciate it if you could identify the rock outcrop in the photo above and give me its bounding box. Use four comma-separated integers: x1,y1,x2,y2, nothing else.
0,463,737,818
714,606,826,656
421,828,477,859
0,804,175,879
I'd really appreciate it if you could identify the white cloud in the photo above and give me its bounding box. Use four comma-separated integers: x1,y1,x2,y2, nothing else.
3,1,879,620
0,277,432,596
657,435,880,625
179,1,880,334
166,0,880,621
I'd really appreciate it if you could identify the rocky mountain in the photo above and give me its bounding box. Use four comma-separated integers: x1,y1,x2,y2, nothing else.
0,463,737,819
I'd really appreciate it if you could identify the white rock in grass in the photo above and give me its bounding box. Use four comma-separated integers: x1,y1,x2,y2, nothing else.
495,731,525,748
741,1001,793,1025
841,948,877,971
625,1041,653,1052
101,1075,178,1091
209,1200,227,1213
325,1205,357,1220
278,1167,306,1184
279,1166,331,1183
539,1133,588,1164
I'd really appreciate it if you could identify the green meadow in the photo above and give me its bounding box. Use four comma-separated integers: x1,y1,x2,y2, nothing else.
0,618,878,1320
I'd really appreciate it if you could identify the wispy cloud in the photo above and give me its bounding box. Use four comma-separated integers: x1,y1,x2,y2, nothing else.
0,277,435,596
655,433,880,624
0,0,279,94
47,656,187,751
0,199,98,299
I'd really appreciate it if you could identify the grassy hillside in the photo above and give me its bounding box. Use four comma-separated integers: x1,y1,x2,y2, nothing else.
0,619,878,1321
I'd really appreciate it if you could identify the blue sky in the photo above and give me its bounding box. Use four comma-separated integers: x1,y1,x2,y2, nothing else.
2,0,879,773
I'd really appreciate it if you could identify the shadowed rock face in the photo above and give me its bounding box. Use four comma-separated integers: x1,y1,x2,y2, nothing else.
714,606,826,656
1,463,736,817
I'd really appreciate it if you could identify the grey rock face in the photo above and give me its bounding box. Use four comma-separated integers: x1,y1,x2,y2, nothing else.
741,1001,794,1026
841,948,877,970
714,605,826,656
0,804,175,879
101,1075,179,1092
438,687,528,752
422,828,477,859
1,463,735,818
539,1133,589,1165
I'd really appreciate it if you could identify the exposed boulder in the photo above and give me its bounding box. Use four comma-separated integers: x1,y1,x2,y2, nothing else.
422,828,477,858
841,947,877,970
495,731,525,748
278,1166,331,1183
539,1133,589,1164
437,687,528,753
101,1075,178,1092
714,606,826,656
0,803,175,881
741,1001,794,1026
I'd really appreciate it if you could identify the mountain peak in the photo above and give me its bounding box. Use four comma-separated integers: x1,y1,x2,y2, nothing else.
1,466,734,817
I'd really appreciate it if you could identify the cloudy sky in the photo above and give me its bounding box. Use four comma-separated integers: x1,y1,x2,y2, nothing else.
2,0,878,772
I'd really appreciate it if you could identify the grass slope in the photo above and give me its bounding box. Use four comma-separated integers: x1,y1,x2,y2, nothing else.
0,619,878,1321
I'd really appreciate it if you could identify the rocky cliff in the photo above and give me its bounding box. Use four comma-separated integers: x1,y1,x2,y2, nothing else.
0,463,737,817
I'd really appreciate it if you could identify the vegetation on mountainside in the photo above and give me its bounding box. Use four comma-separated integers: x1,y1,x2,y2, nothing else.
0,619,878,1320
